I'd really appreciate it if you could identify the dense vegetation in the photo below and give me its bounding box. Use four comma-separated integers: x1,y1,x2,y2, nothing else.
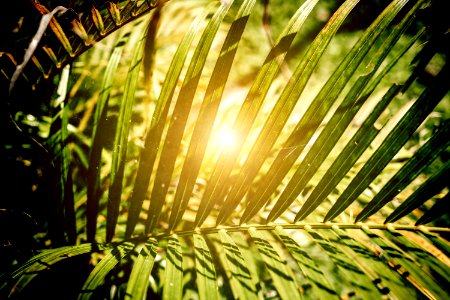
1,0,449,299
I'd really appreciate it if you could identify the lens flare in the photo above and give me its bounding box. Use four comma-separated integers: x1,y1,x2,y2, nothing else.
217,130,236,148
216,129,236,150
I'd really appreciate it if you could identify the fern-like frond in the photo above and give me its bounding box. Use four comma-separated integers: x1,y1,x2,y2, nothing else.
1,224,449,299
1,0,448,299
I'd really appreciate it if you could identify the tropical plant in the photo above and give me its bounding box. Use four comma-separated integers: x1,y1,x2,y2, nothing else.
1,0,449,299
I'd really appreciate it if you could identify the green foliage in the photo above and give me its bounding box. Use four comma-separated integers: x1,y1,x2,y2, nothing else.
1,0,449,299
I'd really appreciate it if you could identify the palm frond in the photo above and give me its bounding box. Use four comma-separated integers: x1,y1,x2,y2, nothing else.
1,0,449,299
2,0,161,93
2,224,449,299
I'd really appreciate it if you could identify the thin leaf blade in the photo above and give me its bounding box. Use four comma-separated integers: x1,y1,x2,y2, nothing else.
193,234,219,300
125,238,158,300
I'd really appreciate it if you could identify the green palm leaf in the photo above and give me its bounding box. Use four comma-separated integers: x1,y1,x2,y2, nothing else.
387,161,450,224
146,0,233,233
1,0,448,299
193,233,219,300
124,5,212,238
168,0,257,232
125,238,158,300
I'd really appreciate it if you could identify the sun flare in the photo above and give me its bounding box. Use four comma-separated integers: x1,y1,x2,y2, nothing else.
215,129,237,150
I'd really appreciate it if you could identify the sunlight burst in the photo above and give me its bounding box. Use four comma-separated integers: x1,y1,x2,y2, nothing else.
215,129,237,150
